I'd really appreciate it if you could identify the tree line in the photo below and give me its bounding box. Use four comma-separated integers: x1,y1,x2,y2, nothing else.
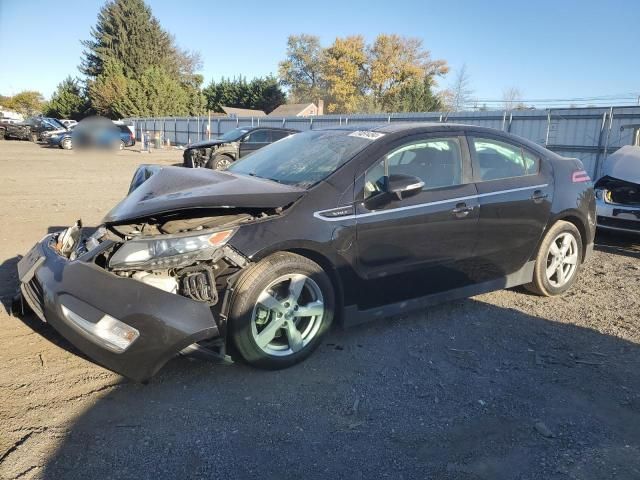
1,0,525,121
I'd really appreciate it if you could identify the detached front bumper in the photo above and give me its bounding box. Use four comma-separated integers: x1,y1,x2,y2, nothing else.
596,198,640,233
17,235,220,382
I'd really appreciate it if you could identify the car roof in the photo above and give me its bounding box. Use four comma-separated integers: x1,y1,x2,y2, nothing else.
317,122,494,134
315,122,548,153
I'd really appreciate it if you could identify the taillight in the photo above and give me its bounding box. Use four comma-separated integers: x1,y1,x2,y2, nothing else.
571,170,590,183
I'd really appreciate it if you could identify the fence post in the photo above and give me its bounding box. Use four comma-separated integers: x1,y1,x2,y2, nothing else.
310,117,313,130
600,107,614,178
544,110,552,146
507,112,513,133
187,118,190,144
501,111,507,130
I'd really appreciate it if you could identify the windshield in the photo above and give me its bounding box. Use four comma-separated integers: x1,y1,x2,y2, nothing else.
227,130,375,188
219,128,250,142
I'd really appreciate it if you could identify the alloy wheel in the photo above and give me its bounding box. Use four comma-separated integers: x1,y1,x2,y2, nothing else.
250,273,324,356
545,232,579,287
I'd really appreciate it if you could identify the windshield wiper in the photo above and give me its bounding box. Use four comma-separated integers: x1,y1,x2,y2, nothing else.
247,172,282,184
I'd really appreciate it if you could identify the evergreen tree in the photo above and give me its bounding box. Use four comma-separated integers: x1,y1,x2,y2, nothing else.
45,77,88,119
81,0,202,117
385,77,442,113
203,76,285,114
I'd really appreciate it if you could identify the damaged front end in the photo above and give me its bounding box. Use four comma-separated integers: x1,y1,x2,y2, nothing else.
17,165,304,380
16,213,255,381
595,146,640,233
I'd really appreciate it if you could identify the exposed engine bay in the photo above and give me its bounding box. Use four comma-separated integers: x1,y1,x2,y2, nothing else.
53,209,282,307
595,176,640,206
186,147,210,168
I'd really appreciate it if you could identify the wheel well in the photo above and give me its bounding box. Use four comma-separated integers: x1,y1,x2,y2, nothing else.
212,152,235,161
284,248,345,321
553,214,589,260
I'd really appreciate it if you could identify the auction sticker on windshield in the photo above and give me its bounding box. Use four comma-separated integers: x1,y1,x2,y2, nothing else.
348,131,385,140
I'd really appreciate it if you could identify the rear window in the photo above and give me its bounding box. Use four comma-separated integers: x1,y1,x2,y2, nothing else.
118,125,132,134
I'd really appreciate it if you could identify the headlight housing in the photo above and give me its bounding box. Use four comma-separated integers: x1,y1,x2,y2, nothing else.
109,228,235,270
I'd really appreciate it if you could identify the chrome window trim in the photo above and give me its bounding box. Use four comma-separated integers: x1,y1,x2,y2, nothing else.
313,184,549,222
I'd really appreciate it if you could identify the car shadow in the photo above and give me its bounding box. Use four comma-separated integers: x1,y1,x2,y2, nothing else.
595,230,640,260
30,299,640,480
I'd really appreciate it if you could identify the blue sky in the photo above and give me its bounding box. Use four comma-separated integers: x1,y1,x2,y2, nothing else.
0,0,638,106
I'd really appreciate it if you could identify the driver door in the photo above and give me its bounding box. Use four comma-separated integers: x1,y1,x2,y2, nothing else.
238,129,271,158
354,133,480,308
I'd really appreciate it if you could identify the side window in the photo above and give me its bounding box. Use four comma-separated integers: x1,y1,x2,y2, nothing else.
364,137,463,199
271,130,291,141
522,149,540,175
472,137,534,181
244,129,270,143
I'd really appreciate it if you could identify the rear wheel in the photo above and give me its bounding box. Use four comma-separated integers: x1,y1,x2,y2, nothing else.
30,133,38,143
526,220,582,296
229,252,335,369
206,154,233,170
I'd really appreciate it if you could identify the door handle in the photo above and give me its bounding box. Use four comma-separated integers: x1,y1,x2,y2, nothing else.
531,190,549,203
452,202,474,218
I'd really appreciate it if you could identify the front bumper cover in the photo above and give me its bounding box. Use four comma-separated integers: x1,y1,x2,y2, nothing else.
17,235,220,382
596,198,640,233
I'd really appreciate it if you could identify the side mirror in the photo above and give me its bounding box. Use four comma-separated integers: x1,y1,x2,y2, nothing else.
386,173,424,200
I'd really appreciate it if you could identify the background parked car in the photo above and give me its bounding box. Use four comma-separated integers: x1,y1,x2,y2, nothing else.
3,117,68,142
69,117,135,150
183,127,299,169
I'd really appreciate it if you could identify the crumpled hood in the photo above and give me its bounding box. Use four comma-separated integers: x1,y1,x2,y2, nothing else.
186,139,227,149
602,145,640,184
103,166,305,223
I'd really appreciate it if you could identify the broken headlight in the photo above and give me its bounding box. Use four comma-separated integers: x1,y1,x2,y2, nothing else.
109,228,235,270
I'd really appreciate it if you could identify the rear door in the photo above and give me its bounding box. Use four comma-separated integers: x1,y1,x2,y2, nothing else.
238,129,271,157
469,135,554,279
354,133,480,308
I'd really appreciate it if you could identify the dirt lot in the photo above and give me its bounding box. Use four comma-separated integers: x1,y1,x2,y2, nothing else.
1,140,639,480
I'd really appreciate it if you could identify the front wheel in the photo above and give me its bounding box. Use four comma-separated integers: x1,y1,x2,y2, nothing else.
207,154,233,170
61,137,72,150
229,252,335,369
526,220,583,296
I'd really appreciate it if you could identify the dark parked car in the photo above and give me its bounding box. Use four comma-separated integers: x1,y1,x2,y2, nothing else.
183,126,298,169
17,123,595,381
4,117,67,142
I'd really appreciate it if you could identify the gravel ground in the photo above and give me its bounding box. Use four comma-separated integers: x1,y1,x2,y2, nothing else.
1,140,639,480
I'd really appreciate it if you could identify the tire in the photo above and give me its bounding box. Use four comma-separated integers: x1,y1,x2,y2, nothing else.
228,252,335,369
30,133,38,143
206,154,233,170
61,137,72,150
525,220,583,296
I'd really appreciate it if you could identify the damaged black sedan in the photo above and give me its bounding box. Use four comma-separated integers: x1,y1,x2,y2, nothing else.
183,126,298,169
17,124,596,381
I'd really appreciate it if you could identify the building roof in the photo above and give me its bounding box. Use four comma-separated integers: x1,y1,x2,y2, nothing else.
268,103,316,117
221,106,266,117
